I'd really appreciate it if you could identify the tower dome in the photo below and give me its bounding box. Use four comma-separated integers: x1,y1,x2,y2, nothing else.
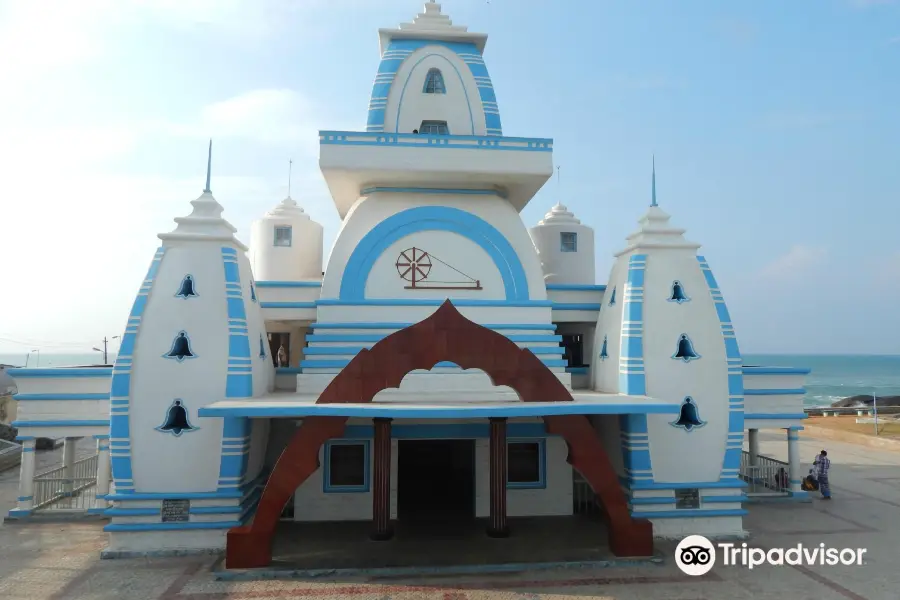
366,1,502,136
528,202,595,285
250,195,324,282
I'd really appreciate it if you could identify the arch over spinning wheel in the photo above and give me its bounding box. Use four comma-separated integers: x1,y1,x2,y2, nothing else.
226,300,654,568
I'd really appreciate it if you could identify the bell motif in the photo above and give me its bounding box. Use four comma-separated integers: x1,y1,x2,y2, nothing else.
175,274,198,299
155,399,198,436
668,280,689,304
671,396,706,432
608,286,616,306
672,333,700,362
599,335,609,360
164,331,196,362
259,334,267,359
250,280,257,303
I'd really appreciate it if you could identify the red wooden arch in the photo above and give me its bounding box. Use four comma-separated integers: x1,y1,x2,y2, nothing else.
226,300,653,568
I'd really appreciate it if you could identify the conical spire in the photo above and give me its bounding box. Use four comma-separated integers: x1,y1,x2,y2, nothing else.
158,141,245,249
204,139,212,194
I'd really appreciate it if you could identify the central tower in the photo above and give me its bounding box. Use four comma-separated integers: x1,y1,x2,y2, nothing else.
367,1,501,136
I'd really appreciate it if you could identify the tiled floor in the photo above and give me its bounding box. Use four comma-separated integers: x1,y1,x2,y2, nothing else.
0,431,897,599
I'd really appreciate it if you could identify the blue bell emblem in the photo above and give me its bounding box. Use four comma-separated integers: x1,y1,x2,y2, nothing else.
672,334,700,362
175,274,198,299
250,280,257,303
671,396,706,432
599,335,609,360
608,286,616,306
259,334,267,359
164,331,196,362
668,280,689,304
155,399,198,436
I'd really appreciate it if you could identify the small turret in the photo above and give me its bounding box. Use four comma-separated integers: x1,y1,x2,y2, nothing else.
250,195,324,282
528,202,595,285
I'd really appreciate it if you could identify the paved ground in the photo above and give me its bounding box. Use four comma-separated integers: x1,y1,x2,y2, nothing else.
0,430,898,599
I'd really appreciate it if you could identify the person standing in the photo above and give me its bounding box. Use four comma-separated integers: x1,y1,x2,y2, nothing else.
813,450,831,499
277,344,287,368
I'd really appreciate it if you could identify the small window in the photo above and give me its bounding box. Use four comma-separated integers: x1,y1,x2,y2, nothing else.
274,226,292,247
561,333,584,368
423,68,446,94
324,440,369,492
675,488,700,509
420,120,449,135
560,232,577,252
507,440,545,489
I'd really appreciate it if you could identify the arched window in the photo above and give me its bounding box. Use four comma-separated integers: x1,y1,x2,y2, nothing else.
423,68,446,94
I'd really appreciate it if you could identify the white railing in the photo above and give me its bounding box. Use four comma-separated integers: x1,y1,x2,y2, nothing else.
573,470,603,515
740,450,790,496
33,454,99,511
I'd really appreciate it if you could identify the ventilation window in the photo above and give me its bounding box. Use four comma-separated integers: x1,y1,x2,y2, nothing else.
560,232,577,252
507,440,545,489
420,120,449,135
274,225,292,247
324,440,369,492
423,68,446,94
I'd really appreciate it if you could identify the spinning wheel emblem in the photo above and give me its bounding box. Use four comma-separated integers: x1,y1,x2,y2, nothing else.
394,246,482,290
395,248,432,286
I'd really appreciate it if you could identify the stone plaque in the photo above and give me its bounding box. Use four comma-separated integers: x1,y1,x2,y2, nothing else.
161,499,190,523
675,488,700,509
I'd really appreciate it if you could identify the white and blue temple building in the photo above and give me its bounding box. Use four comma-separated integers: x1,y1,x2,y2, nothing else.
8,1,810,568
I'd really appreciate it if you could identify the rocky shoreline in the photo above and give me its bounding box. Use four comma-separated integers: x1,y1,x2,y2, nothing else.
831,395,900,408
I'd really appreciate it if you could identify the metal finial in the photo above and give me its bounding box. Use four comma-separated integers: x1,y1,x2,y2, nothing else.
651,155,657,207
288,159,293,197
204,139,212,193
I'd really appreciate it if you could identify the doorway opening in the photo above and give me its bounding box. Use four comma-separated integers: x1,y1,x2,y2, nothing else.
397,439,475,521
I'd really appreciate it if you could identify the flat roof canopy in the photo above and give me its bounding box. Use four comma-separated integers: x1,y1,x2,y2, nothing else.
199,392,681,419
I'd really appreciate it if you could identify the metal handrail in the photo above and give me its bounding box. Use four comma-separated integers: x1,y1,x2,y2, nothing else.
33,454,99,510
740,450,790,496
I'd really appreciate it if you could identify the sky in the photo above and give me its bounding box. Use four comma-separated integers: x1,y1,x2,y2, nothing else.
0,0,898,357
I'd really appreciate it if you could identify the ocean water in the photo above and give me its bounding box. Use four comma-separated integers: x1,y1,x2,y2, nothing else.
3,352,899,408
744,354,900,408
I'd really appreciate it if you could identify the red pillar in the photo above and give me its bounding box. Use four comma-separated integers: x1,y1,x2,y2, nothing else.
488,417,509,537
371,418,393,541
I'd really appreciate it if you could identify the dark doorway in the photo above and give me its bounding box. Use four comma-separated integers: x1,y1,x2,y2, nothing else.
397,439,475,520
267,332,290,367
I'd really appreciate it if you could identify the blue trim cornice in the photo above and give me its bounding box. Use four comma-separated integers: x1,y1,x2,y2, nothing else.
339,206,530,301
9,368,113,378
255,281,322,288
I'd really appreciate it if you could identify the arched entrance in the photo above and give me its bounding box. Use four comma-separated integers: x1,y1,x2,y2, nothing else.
226,300,653,568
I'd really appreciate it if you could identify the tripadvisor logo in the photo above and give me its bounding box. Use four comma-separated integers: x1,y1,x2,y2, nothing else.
675,535,867,576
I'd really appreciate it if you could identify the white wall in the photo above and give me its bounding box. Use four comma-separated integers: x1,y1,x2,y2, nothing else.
383,45,487,136
319,192,548,303
366,230,505,300
474,437,573,518
293,439,399,522
239,255,275,396
129,242,229,493
592,259,626,391
641,249,731,485
588,415,625,477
